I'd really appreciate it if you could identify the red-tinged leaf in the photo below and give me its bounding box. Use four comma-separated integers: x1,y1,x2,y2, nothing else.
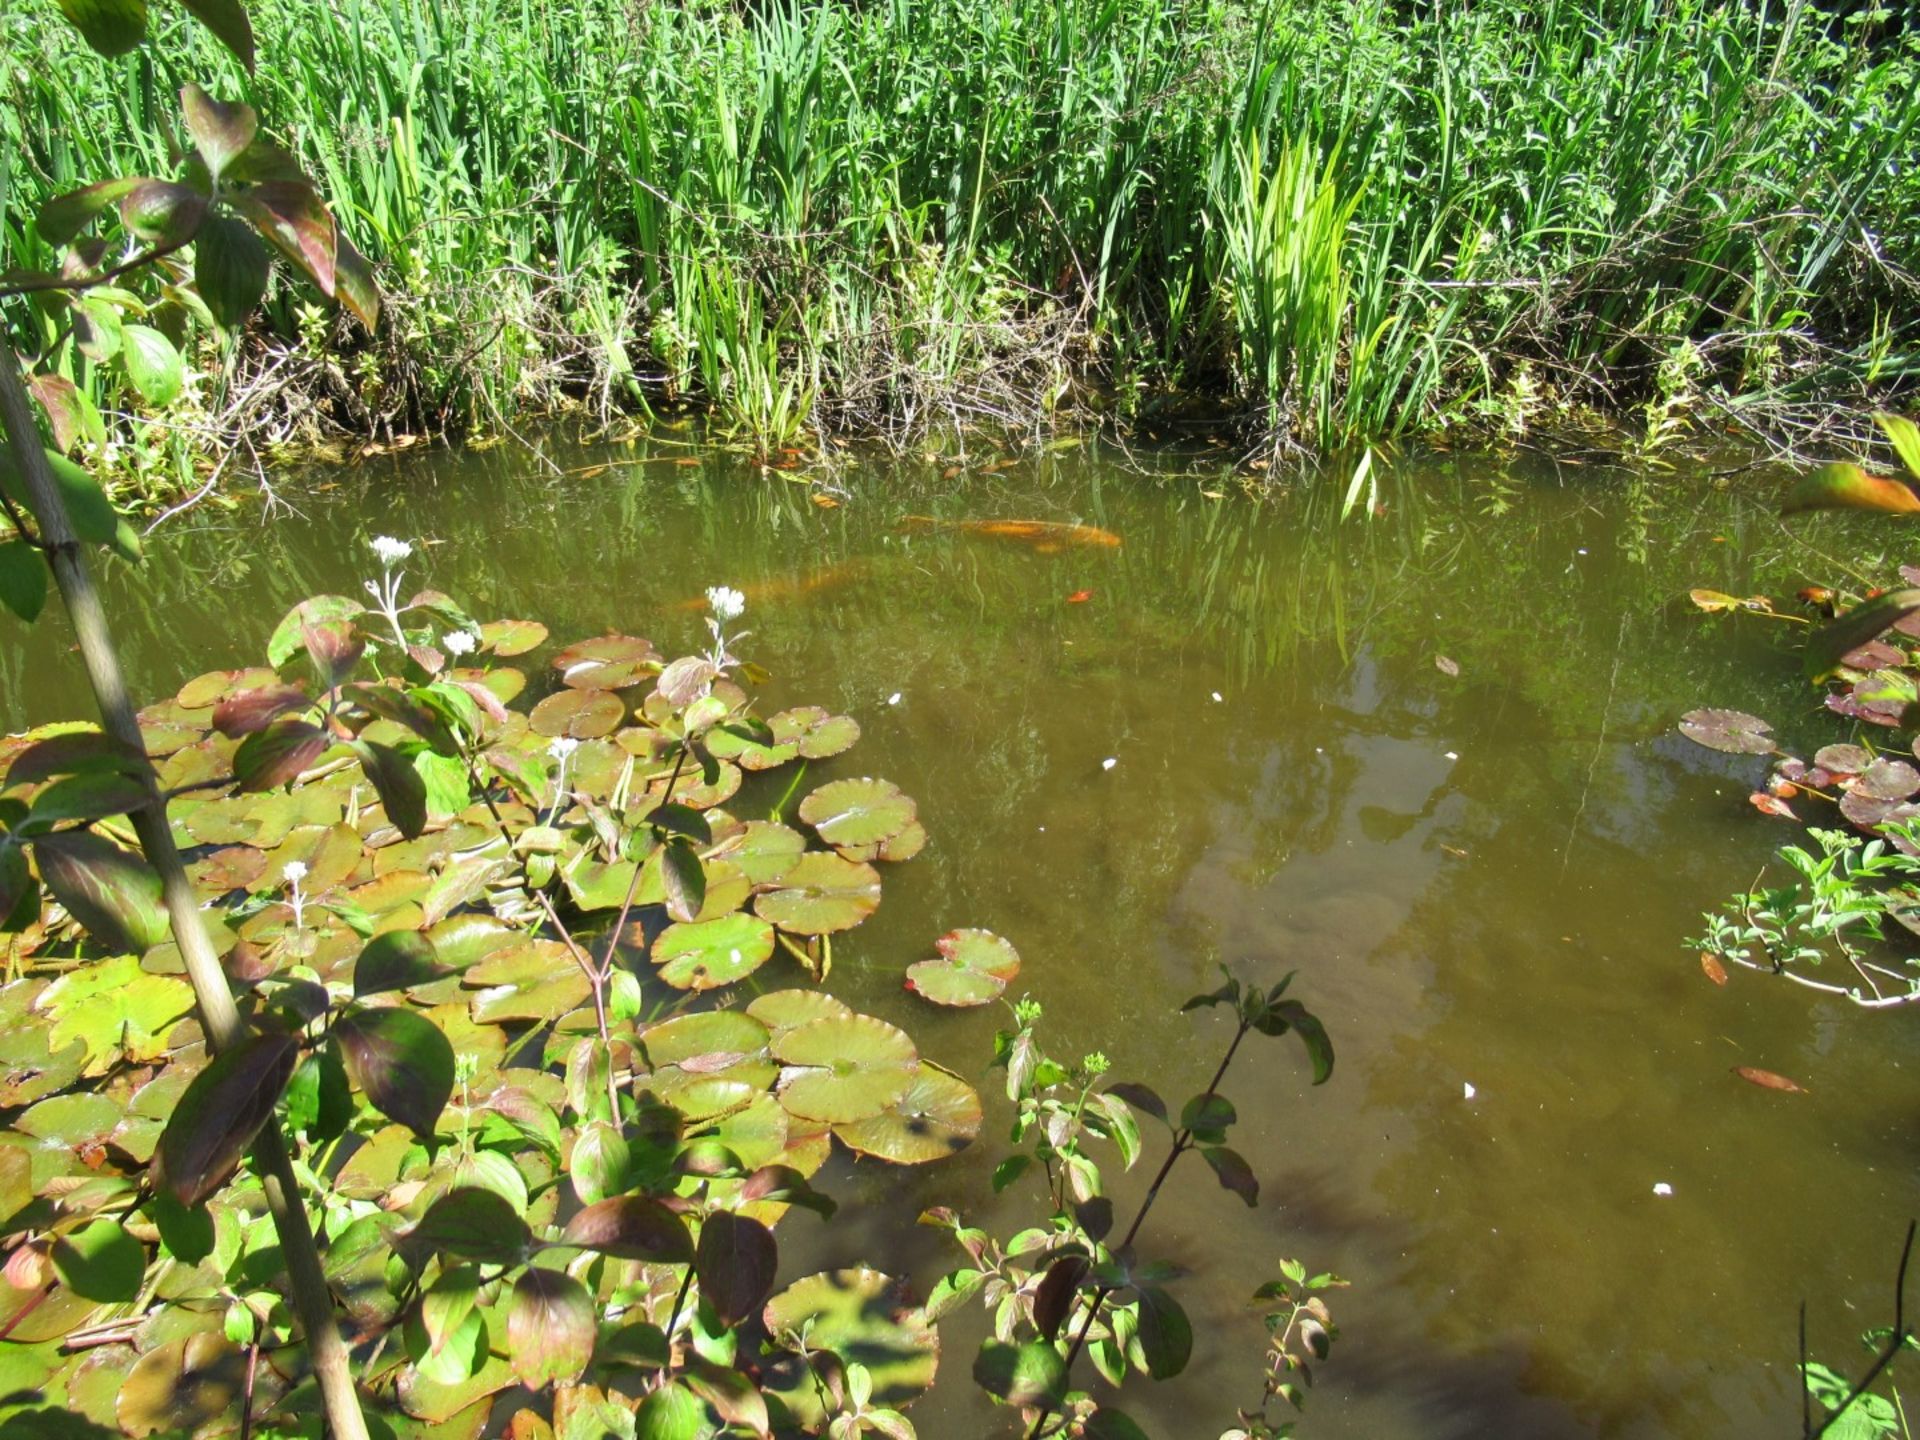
354,739,427,838
1032,1253,1089,1341
1782,463,1920,517
28,768,148,824
195,215,270,328
1104,1081,1168,1125
1749,790,1797,819
331,1006,453,1136
682,1356,771,1436
232,718,327,791
119,180,207,246
231,182,336,296
508,1269,595,1390
450,679,511,726
695,1210,778,1327
4,731,143,785
1734,1066,1806,1094
333,229,381,330
656,656,718,708
267,595,364,669
351,930,447,997
1201,1145,1259,1206
406,1187,531,1265
179,86,258,181
302,616,364,688
36,178,144,247
54,0,146,56
212,684,310,738
33,828,168,952
177,0,253,69
561,1197,693,1264
155,1031,299,1206
28,374,86,454
1700,952,1730,986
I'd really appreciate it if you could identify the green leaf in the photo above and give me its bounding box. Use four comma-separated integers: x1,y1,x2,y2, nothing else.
195,215,270,328
507,1268,595,1390
37,177,143,247
179,86,258,181
334,231,381,329
51,1218,145,1302
1201,1145,1259,1206
0,447,140,560
1082,1406,1154,1440
1807,590,1920,680
233,718,328,791
695,1210,778,1327
29,768,147,825
422,1264,480,1360
120,325,183,405
283,1047,352,1141
568,1120,630,1205
353,738,427,839
661,836,705,923
635,1381,705,1440
0,541,48,623
156,1031,299,1206
176,0,253,68
33,828,168,952
331,1006,453,1137
1273,1000,1333,1083
147,1189,213,1263
54,0,147,56
972,1339,1066,1407
1136,1285,1192,1380
1781,462,1920,516
1179,1092,1235,1143
1878,413,1920,481
351,930,446,997
406,1187,532,1266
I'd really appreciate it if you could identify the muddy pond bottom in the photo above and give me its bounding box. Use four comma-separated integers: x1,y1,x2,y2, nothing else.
6,439,1915,1439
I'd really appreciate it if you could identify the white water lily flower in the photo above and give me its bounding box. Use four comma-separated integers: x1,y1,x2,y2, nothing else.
370,535,413,566
282,861,309,885
547,737,581,762
706,585,746,621
443,630,477,657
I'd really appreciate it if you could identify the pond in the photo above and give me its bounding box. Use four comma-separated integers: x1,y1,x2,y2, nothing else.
5,435,1915,1439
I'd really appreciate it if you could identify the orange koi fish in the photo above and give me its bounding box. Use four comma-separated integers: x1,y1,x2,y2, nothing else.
901,516,1122,550
672,560,871,611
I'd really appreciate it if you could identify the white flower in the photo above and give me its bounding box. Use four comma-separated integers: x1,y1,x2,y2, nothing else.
370,536,413,566
706,585,746,621
282,861,309,885
1652,1182,1673,1197
1101,757,1117,771
547,737,581,762
443,630,477,657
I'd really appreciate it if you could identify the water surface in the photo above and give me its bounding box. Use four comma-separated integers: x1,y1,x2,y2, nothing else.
6,438,1914,1439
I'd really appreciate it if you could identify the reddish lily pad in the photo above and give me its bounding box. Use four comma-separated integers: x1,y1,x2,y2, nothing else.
905,928,1021,1007
529,689,626,740
551,635,660,691
1678,709,1775,755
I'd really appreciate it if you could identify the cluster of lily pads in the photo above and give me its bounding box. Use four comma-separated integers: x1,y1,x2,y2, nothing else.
0,543,1030,1437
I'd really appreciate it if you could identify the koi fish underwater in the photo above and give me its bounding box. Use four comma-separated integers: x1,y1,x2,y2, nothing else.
899,516,1123,551
671,560,871,611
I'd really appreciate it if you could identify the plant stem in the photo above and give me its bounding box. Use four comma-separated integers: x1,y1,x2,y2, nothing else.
1025,1017,1253,1439
0,346,372,1440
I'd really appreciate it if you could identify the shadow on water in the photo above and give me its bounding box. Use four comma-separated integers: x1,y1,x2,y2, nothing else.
5,436,1915,1438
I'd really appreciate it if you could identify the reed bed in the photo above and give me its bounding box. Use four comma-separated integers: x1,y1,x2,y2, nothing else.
2,0,1913,483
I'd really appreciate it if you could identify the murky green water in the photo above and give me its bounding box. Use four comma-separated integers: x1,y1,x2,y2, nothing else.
6,438,1916,1438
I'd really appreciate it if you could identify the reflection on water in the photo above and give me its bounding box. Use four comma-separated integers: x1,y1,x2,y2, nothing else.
6,438,1917,1438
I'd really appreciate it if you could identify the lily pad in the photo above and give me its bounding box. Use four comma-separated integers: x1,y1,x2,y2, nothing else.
704,725,798,772
1678,708,1775,755
761,1269,938,1427
641,1009,771,1070
480,619,549,657
1858,756,1920,801
117,1333,246,1438
771,707,862,761
798,777,915,849
728,821,807,887
753,853,882,936
529,688,626,740
36,955,194,1072
745,988,851,1037
838,818,929,865
1814,744,1872,776
905,929,1021,1007
772,1014,918,1122
551,635,660,691
653,914,776,991
834,1062,982,1163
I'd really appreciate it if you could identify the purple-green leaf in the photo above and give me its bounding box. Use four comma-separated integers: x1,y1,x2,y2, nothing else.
562,1196,694,1265
973,1339,1066,1407
232,718,328,791
353,738,427,838
695,1210,778,1327
196,215,270,328
33,828,168,952
177,0,254,69
406,1187,531,1266
1136,1284,1192,1380
156,1030,299,1206
180,85,258,181
351,930,446,997
1808,590,1920,680
331,1005,453,1137
1201,1145,1259,1206
1781,462,1920,516
1032,1253,1089,1341
211,684,310,738
54,0,147,56
37,177,144,247
118,180,207,247
507,1268,595,1390
231,181,336,296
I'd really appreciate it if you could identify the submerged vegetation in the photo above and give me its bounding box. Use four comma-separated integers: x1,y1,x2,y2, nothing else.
3,0,1917,492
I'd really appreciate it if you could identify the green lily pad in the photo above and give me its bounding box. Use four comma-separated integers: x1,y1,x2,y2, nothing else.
479,619,549,657
19,1089,131,1144
761,1269,938,1427
838,817,929,865
695,1092,789,1171
905,929,1021,1008
704,724,798,772
753,853,882,936
640,1009,770,1069
551,634,660,691
36,955,195,1072
835,1062,982,1163
529,688,626,740
176,667,278,710
745,988,851,1037
117,1332,246,1438
728,821,807,887
770,707,862,760
772,1014,918,1122
798,777,915,848
653,913,776,991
